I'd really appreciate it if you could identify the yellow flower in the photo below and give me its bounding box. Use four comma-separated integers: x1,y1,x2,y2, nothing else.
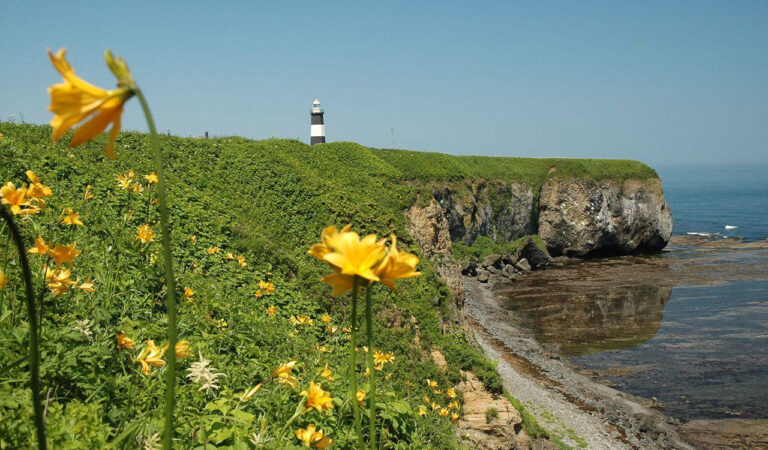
451,412,460,422
301,381,334,412
189,234,197,243
431,402,439,411
0,269,8,290
174,340,192,358
129,182,143,194
136,224,154,244
136,340,166,375
48,242,81,267
45,267,77,296
116,333,135,350
423,395,430,404
439,408,450,417
320,230,386,282
60,208,84,226
318,346,332,354
373,350,395,368
255,290,263,298
144,172,159,184
295,424,332,448
320,314,331,323
207,246,220,254
318,268,357,297
239,384,262,402
427,379,439,390
307,224,351,260
258,280,269,289
0,182,40,215
77,278,96,293
265,305,277,316
418,406,428,416
28,236,50,255
374,235,421,291
126,170,137,180
319,364,334,381
265,283,275,294
115,175,130,191
446,387,457,399
225,252,235,260
291,315,314,326
184,287,195,302
273,361,298,389
83,185,94,200
47,48,135,159
326,325,338,335
448,400,460,410
356,389,367,405
26,171,53,200
237,254,246,267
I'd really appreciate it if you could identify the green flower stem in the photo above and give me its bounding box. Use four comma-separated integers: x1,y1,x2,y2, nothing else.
350,276,364,448
134,87,178,450
276,398,305,444
1,207,47,449
365,284,376,449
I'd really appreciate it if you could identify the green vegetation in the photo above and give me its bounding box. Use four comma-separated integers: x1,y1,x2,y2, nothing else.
370,148,658,184
0,123,657,447
452,235,547,262
484,407,499,423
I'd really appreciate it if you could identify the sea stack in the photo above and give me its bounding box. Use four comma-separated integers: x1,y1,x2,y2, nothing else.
310,99,325,145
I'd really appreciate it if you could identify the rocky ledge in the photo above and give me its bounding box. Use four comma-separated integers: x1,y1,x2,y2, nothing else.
408,176,672,259
460,236,553,286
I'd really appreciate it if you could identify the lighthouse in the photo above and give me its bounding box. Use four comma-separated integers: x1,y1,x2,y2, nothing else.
310,99,325,145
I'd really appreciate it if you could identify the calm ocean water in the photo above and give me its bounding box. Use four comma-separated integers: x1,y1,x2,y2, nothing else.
571,164,768,420
503,163,768,420
656,164,768,242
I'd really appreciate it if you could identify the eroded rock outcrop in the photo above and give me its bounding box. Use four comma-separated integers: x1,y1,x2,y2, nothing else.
538,178,673,257
407,177,672,259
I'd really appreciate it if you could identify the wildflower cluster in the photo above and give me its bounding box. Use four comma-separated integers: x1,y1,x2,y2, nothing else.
0,171,52,215
420,381,462,423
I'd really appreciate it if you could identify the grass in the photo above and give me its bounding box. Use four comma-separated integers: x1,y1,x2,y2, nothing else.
0,123,658,448
371,147,658,184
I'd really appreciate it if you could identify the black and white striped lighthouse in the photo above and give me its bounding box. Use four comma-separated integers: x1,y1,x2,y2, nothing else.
310,99,325,145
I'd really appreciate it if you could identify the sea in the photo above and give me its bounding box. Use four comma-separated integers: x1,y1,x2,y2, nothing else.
504,163,768,421
579,164,768,420
657,164,768,242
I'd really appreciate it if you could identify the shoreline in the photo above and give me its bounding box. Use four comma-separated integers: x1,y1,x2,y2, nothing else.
463,279,690,449
460,236,768,449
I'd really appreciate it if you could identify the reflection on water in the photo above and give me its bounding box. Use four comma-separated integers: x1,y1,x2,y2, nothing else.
502,283,671,356
500,250,768,420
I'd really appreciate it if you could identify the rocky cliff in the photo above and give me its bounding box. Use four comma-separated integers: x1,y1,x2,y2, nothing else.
407,176,672,258
405,175,673,302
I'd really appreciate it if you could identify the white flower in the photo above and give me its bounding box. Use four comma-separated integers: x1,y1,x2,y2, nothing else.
141,432,161,450
73,319,92,339
186,352,225,394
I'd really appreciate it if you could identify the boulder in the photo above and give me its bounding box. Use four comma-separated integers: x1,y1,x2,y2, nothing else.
501,253,518,266
477,273,489,283
482,253,502,269
518,237,551,269
514,258,531,273
487,265,499,275
461,260,478,276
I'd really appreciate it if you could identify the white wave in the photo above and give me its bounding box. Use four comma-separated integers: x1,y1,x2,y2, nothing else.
725,225,738,230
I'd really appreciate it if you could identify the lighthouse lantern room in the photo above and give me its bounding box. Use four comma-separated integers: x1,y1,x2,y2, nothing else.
310,99,325,145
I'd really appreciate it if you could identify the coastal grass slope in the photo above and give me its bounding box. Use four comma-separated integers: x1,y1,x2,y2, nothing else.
0,123,655,447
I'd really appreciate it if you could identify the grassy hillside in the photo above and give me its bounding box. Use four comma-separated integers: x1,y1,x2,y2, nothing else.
0,123,656,447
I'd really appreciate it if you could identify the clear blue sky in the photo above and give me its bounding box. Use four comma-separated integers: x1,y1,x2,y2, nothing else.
2,1,767,165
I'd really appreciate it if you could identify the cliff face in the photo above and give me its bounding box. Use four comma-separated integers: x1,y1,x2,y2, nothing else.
406,176,672,259
538,178,673,257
